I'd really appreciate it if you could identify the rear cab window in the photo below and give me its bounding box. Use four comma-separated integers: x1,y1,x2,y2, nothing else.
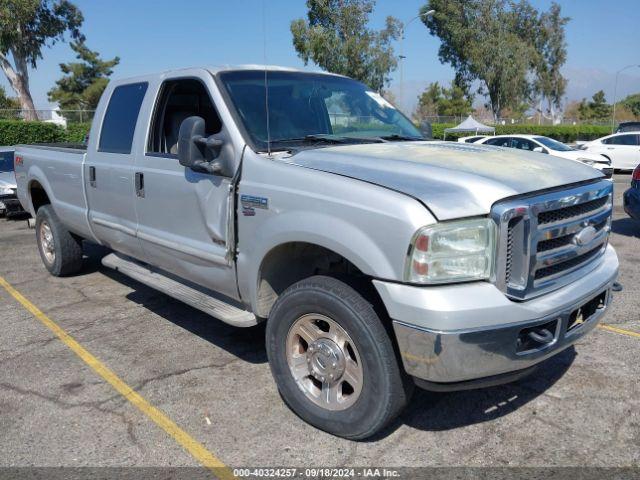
98,82,149,154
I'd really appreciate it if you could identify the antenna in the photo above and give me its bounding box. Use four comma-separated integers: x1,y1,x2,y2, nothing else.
262,0,272,156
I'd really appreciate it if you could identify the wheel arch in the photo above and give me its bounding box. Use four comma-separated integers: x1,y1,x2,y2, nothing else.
254,241,388,320
28,177,52,214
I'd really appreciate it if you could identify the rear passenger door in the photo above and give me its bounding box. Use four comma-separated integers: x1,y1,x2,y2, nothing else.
85,82,148,260
602,134,640,170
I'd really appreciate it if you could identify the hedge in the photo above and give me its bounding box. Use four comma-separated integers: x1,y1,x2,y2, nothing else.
64,122,91,143
431,123,611,143
0,121,65,145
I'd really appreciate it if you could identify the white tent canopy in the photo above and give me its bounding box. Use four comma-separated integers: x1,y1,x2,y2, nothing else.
443,115,495,139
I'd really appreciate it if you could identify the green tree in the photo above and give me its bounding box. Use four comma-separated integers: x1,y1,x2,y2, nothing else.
415,81,472,121
421,0,537,120
577,90,612,122
533,2,569,122
48,41,119,113
619,93,640,118
0,85,20,119
290,0,402,92
414,82,442,121
438,82,472,116
0,0,83,120
421,0,567,121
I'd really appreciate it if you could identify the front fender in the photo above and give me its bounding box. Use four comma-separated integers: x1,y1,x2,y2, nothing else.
236,208,424,315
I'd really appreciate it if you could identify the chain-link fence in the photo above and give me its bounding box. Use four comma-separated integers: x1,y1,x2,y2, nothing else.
0,109,615,128
0,109,96,124
416,114,613,126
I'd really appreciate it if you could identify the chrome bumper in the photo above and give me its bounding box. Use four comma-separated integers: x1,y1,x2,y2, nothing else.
374,245,618,384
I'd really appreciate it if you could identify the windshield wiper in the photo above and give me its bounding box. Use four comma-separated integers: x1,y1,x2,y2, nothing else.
270,134,384,146
271,134,351,145
377,134,424,142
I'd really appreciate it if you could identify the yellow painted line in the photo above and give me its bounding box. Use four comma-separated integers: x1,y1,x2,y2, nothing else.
0,276,235,480
599,324,640,339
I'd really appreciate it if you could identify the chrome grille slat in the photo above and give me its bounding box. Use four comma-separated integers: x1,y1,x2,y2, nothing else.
535,205,612,237
535,230,608,268
537,196,610,225
492,180,613,300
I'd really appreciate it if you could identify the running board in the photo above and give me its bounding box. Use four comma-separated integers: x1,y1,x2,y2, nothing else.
101,253,257,327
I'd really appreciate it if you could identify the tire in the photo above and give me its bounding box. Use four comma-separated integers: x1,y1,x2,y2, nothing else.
266,275,413,439
35,205,83,276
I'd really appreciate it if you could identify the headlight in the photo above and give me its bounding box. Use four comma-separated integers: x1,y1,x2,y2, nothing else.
578,159,596,166
405,218,496,284
0,187,14,196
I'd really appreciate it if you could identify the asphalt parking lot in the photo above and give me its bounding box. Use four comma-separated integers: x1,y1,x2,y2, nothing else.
0,174,638,474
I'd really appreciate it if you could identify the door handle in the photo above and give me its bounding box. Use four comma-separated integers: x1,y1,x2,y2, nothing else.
89,166,96,187
135,172,145,198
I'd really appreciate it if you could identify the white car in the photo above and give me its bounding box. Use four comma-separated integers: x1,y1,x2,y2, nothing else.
457,135,488,143
578,132,640,171
476,134,613,178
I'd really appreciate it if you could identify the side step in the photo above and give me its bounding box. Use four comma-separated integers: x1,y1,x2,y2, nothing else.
101,253,257,327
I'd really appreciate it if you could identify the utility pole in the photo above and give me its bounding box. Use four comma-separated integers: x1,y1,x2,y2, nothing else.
611,64,640,133
399,9,435,114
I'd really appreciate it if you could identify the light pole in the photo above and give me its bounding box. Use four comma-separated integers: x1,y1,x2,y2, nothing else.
399,9,435,114
611,64,640,133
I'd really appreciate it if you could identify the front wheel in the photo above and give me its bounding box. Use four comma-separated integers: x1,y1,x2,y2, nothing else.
266,275,412,439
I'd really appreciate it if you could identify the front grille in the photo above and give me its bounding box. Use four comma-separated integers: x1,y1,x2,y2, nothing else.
537,196,609,225
493,180,613,300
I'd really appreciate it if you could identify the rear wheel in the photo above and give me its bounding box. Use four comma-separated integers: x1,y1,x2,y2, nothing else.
266,275,412,439
36,205,83,276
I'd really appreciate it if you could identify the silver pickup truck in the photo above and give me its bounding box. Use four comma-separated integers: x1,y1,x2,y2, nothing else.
15,66,618,439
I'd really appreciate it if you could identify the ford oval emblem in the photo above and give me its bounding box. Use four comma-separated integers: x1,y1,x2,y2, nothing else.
574,226,597,246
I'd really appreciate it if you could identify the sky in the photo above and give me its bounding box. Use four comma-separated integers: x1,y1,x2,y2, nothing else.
2,0,639,113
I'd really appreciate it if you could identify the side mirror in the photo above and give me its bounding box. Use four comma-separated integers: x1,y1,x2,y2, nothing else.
532,146,545,153
177,116,223,174
419,121,433,140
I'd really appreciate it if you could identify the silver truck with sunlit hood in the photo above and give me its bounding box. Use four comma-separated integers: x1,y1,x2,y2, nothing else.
14,66,619,439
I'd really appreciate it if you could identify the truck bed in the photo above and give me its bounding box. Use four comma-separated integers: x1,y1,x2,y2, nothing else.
19,143,87,152
15,143,91,239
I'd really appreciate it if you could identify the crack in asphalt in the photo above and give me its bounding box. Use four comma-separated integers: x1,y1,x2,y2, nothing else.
0,382,141,447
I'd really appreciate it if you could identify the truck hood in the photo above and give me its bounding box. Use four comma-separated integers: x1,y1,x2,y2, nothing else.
285,141,602,220
0,171,16,190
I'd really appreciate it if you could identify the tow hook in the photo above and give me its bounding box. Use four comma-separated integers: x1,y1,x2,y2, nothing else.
612,282,623,292
528,328,554,345
517,320,558,353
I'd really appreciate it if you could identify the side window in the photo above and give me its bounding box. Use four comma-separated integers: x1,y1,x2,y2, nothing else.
147,78,222,155
98,82,148,154
513,138,533,151
604,134,638,146
485,137,509,147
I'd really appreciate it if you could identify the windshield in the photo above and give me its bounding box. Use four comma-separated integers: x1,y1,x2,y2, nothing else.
534,137,574,152
218,70,422,151
0,151,13,172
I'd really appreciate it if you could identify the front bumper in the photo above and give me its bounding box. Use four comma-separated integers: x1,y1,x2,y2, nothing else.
0,195,25,215
374,245,618,384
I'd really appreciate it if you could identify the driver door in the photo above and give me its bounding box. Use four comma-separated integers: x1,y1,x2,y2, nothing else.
133,74,239,300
